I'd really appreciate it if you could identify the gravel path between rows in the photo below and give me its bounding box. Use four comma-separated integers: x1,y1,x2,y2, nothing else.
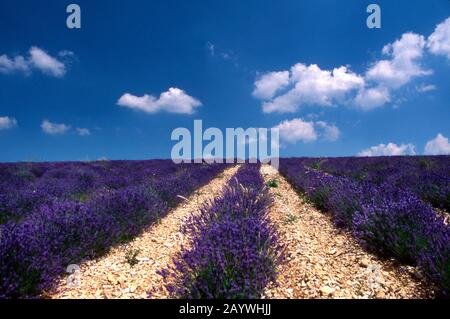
46,165,240,299
260,165,438,299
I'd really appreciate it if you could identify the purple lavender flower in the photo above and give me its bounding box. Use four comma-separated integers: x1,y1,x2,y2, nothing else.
279,157,450,293
0,160,227,298
159,164,284,299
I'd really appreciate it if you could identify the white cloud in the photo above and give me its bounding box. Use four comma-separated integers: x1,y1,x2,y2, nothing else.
315,121,340,141
0,116,17,130
275,118,317,143
416,83,437,92
76,128,90,136
427,17,450,60
256,34,430,113
117,87,201,114
0,46,68,77
254,17,450,112
252,71,290,100
260,64,364,114
274,118,340,144
0,55,30,74
353,86,391,110
357,143,416,157
424,133,450,155
41,120,70,135
29,47,66,77
366,33,431,89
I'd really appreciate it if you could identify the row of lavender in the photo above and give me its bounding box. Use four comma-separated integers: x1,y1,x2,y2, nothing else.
279,158,450,293
0,160,186,224
0,160,227,298
301,156,450,211
159,164,283,298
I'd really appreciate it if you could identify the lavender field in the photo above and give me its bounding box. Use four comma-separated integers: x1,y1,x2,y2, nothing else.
0,160,227,298
0,157,449,299
279,156,450,294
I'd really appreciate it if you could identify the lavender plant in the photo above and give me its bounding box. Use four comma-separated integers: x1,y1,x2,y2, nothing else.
279,157,450,293
308,156,450,211
0,160,227,298
159,164,284,299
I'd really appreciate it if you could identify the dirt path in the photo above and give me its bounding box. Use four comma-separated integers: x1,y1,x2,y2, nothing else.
47,165,239,299
260,165,437,299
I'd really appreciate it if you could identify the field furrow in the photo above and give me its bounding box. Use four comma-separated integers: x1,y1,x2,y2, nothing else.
46,165,239,299
158,164,282,299
260,165,438,299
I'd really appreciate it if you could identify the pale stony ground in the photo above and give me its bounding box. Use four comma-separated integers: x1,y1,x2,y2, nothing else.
45,165,240,299
44,164,438,299
260,164,437,299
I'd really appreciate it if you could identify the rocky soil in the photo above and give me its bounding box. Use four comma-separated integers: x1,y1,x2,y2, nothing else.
46,165,240,299
45,164,438,299
260,164,437,299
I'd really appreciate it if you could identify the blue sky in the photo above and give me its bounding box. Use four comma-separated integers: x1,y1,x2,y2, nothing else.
0,0,449,162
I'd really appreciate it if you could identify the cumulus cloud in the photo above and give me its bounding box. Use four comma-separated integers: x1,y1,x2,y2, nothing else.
29,47,66,77
274,118,340,144
353,86,391,110
0,55,30,74
357,143,416,157
275,118,317,143
0,46,69,77
76,128,90,136
0,116,17,130
424,133,450,155
254,17,450,112
117,87,202,114
41,120,70,135
253,71,290,100
260,64,364,114
366,33,431,89
255,34,428,113
315,121,341,141
427,17,450,60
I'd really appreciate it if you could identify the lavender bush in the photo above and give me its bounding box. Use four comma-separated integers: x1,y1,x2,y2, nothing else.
159,164,284,299
0,160,183,224
306,156,450,211
280,157,450,293
419,227,450,292
0,160,227,298
353,185,442,262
